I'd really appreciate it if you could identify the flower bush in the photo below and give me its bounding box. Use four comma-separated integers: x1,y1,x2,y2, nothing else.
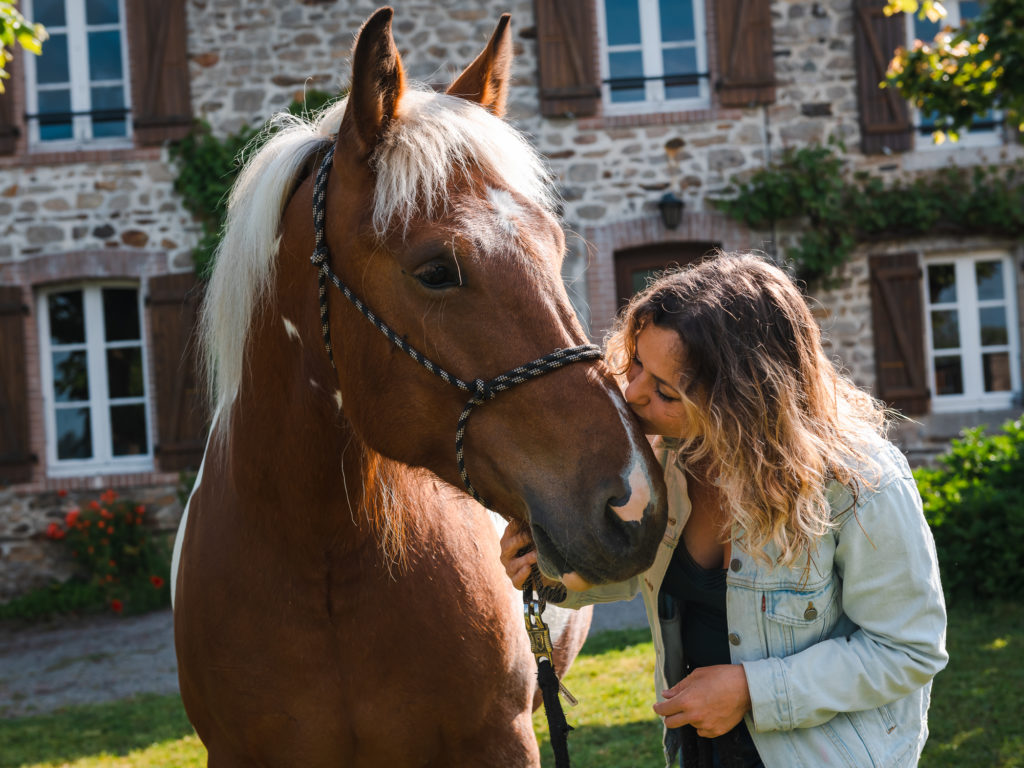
26,489,172,617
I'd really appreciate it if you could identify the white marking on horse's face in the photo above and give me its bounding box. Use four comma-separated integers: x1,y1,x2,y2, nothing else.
487,187,522,238
607,389,655,524
282,316,301,343
610,462,652,523
334,390,343,412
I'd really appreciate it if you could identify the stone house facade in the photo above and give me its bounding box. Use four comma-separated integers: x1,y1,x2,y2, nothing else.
0,0,1021,599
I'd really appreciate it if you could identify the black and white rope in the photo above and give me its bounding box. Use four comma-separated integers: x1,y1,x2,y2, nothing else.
310,143,602,506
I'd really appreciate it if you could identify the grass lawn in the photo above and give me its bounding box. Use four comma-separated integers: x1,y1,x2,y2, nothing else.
1,601,1020,768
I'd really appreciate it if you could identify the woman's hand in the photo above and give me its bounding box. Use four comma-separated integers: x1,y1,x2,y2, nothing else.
652,664,752,738
499,520,539,589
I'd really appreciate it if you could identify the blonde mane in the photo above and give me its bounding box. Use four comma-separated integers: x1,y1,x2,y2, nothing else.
200,86,554,417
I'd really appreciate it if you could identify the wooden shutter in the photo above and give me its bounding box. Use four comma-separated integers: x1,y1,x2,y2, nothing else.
0,56,19,155
869,253,929,414
0,286,34,483
715,0,776,107
853,0,912,154
126,0,192,145
148,273,207,471
535,0,600,118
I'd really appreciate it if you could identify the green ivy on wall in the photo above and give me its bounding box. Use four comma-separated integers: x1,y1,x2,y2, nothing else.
170,89,339,278
713,141,1024,285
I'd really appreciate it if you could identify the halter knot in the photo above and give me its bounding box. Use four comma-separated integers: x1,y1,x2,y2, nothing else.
311,247,329,269
470,378,496,405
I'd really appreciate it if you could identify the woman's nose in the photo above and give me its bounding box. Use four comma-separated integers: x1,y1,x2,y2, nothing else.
623,375,646,406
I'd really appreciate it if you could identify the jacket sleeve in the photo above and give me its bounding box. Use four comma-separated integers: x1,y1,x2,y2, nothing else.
742,474,948,731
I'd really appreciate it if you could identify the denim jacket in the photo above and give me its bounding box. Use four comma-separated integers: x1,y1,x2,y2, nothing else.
558,438,948,768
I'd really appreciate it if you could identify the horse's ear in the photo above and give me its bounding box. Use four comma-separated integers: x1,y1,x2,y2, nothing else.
446,14,512,117
340,6,406,157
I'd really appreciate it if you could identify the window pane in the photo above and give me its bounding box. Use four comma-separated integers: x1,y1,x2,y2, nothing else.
975,260,1004,301
48,290,85,345
933,355,963,395
959,2,981,20
927,264,957,304
982,352,1011,392
663,47,699,100
86,0,119,24
52,350,89,402
660,0,695,42
88,30,123,81
609,51,645,103
107,347,144,398
913,14,942,41
102,288,140,341
110,404,148,456
931,309,960,349
90,85,127,137
631,268,661,295
38,89,73,141
56,407,92,460
36,32,69,85
605,0,641,46
979,306,1008,346
34,0,66,28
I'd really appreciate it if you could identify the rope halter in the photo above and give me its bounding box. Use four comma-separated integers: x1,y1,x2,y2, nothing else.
310,143,603,507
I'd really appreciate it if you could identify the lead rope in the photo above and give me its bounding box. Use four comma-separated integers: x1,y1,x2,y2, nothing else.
312,141,590,766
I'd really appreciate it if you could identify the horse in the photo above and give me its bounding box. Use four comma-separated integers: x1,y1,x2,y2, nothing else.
172,8,668,766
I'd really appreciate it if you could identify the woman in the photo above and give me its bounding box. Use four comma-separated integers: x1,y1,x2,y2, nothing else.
501,254,947,768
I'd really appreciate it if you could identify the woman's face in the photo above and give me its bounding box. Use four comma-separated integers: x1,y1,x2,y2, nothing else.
623,324,688,438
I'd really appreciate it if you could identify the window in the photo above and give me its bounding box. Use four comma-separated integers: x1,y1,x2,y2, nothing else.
596,0,709,114
924,253,1021,412
21,0,131,146
37,284,152,475
905,1,1000,148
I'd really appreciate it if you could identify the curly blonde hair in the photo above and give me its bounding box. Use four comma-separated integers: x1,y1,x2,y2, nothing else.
606,253,888,567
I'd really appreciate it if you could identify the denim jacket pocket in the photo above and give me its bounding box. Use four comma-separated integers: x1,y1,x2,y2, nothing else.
763,580,838,657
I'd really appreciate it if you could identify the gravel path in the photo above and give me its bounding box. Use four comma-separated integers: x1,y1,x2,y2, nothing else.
0,598,647,720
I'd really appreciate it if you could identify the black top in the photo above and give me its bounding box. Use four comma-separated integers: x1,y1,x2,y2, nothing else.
660,541,765,768
660,541,730,668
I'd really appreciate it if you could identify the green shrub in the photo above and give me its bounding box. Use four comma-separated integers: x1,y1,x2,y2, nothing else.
914,417,1024,601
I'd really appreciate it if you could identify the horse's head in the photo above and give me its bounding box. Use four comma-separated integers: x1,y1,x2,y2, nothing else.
295,7,667,587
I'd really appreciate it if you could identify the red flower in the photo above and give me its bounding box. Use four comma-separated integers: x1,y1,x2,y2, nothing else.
110,599,123,614
135,505,145,516
65,508,80,527
45,522,65,540
100,508,113,519
100,489,117,504
57,489,68,498
109,560,117,568
88,500,101,511
96,521,106,531
150,575,165,589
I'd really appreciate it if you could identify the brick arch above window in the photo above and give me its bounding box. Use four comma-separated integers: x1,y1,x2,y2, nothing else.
581,210,753,338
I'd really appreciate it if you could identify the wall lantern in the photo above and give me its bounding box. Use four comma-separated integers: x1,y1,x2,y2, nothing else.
658,192,685,230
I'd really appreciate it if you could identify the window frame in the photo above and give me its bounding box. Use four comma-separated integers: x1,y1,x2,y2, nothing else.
20,0,134,150
35,281,154,477
904,1,1001,150
922,251,1021,413
595,0,710,116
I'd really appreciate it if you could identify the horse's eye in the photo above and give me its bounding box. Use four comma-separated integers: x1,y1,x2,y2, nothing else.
415,262,461,290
